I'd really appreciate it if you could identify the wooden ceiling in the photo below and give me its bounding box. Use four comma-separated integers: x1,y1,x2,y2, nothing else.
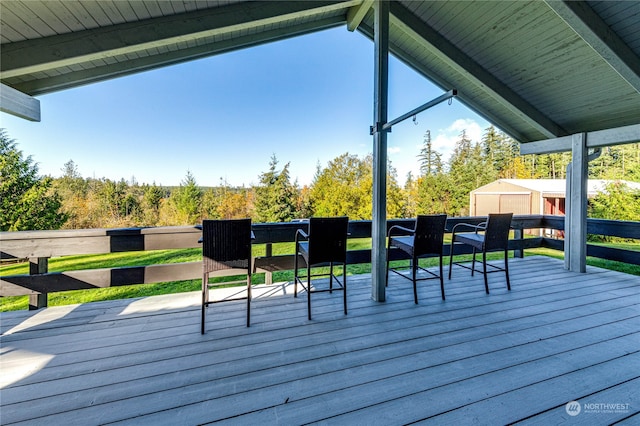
1,0,639,143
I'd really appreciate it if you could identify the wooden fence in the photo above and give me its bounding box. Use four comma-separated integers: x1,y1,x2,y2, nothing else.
1,215,638,309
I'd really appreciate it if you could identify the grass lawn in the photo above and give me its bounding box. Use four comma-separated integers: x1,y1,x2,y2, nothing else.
1,239,638,312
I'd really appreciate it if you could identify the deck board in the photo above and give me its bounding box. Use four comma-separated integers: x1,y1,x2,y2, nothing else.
1,256,638,425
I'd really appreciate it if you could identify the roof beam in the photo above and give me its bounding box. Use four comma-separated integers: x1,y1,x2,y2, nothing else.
520,124,640,155
1,1,356,79
389,1,567,140
545,0,640,93
587,124,640,148
347,0,373,31
0,83,40,122
357,22,533,143
9,16,344,96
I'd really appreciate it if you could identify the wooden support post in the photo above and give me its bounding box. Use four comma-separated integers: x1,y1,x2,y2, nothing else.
29,257,49,309
565,133,588,272
513,227,524,259
371,0,389,302
264,243,273,285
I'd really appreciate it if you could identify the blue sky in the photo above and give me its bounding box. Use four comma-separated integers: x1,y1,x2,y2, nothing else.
1,27,489,188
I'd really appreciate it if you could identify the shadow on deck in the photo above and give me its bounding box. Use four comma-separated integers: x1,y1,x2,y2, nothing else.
1,256,639,425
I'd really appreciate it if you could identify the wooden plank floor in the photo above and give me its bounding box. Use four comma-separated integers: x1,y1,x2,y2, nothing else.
1,256,639,425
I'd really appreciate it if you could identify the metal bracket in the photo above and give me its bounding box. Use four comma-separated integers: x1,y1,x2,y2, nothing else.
588,147,602,162
370,122,392,135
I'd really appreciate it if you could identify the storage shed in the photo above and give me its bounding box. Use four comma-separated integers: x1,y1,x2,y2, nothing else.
470,179,640,216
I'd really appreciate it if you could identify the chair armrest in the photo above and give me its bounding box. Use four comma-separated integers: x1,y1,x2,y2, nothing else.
451,222,484,234
387,224,415,237
294,228,308,255
295,228,308,243
451,222,488,242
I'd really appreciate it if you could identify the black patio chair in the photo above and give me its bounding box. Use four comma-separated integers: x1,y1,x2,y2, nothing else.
448,212,513,294
201,218,253,334
386,214,447,303
294,216,349,320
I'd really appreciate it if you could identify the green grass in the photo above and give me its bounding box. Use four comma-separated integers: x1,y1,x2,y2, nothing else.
525,247,640,276
2,239,638,312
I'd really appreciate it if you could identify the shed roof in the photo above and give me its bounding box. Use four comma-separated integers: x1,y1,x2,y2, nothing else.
1,1,639,144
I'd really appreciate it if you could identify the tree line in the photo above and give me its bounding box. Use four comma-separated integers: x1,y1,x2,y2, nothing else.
1,127,639,232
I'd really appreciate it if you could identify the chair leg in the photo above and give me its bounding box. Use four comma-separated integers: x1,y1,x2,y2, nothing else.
412,257,418,304
471,248,476,276
483,251,489,294
307,264,312,320
343,264,347,315
294,249,299,298
504,249,511,291
246,273,251,327
329,262,334,293
448,242,454,279
439,255,445,300
201,272,207,335
385,247,390,287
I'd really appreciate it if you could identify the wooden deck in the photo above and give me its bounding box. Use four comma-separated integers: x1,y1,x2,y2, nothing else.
1,256,639,425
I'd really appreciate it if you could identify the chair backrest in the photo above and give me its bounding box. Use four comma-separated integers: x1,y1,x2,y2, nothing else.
306,216,349,265
483,213,513,251
413,214,447,255
202,219,252,273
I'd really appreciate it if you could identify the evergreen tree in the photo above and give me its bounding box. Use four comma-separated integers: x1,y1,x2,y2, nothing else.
417,130,442,176
253,155,297,223
141,183,165,225
165,171,202,225
416,172,454,215
58,160,87,198
482,126,520,178
414,139,455,215
534,153,570,179
446,130,496,216
590,144,640,180
0,129,67,231
96,178,129,224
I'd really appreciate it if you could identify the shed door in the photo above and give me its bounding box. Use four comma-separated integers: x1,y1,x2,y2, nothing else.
474,194,500,216
500,194,531,215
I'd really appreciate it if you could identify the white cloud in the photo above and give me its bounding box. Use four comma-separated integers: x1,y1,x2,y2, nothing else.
388,146,401,154
450,118,483,142
432,132,458,152
431,118,485,159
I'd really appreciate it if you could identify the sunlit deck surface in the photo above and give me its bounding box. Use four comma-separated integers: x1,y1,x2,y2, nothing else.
1,256,639,425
